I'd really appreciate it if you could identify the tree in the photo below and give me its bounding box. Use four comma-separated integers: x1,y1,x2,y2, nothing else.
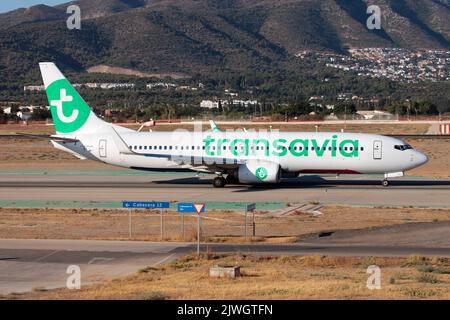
0,108,6,122
334,103,356,114
30,108,51,121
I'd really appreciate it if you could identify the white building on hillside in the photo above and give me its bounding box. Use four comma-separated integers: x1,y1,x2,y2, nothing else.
200,100,219,109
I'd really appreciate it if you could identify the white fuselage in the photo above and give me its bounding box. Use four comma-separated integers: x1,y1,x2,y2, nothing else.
53,130,428,176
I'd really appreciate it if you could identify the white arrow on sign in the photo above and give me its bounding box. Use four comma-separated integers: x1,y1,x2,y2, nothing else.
193,203,205,214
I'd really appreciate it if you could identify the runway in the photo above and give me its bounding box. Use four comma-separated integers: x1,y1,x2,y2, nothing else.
0,174,450,207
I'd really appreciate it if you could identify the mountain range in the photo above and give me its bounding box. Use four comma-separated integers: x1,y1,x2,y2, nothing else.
0,0,449,82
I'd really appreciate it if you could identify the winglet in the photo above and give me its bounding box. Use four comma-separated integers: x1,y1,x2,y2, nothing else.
209,120,221,132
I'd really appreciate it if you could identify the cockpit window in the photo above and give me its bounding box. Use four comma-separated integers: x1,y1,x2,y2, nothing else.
395,144,413,151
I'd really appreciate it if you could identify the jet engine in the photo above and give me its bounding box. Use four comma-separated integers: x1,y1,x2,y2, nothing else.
237,160,281,184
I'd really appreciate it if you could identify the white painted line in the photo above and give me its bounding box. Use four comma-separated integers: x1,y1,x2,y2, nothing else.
88,257,114,265
34,250,59,262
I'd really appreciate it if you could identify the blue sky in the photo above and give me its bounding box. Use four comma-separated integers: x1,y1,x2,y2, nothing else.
0,1,68,14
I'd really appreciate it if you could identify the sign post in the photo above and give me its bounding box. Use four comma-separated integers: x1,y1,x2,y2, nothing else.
177,203,206,254
160,208,164,240
194,203,205,256
129,209,132,239
123,201,170,240
181,211,185,241
244,208,248,240
247,203,256,238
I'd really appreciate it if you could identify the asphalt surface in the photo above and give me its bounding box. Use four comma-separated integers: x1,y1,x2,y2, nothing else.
0,175,450,207
0,239,188,295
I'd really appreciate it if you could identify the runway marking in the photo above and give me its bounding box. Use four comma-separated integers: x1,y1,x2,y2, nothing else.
88,257,114,265
34,250,59,262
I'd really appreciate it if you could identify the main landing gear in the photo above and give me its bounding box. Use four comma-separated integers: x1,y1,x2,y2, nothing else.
382,179,390,187
213,176,226,188
213,174,239,188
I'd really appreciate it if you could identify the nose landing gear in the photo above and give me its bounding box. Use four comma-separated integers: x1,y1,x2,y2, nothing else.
382,179,390,187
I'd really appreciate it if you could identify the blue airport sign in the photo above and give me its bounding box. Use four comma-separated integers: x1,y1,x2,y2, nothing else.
177,202,206,213
123,201,170,209
247,203,256,212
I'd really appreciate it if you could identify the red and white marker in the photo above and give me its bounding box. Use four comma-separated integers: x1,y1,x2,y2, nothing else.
193,203,205,214
439,124,450,135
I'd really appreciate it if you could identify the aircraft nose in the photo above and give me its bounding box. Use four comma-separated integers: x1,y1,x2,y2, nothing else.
415,151,428,166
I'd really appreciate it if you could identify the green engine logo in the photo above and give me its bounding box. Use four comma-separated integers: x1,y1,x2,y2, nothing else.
255,167,268,181
46,79,90,133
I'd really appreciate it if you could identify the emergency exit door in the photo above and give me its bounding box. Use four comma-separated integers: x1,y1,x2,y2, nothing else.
373,140,382,160
99,139,107,158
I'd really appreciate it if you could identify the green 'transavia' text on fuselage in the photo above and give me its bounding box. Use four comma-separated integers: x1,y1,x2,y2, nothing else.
203,135,360,158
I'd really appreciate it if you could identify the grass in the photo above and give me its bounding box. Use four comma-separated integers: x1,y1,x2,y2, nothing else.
417,273,440,284
10,254,450,300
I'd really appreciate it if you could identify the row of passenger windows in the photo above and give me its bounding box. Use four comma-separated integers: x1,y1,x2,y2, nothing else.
129,145,365,152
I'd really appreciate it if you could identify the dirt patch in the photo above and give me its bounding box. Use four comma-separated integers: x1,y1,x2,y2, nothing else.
0,206,449,243
87,65,190,79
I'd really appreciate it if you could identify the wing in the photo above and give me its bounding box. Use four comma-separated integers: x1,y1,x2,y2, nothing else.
0,133,79,143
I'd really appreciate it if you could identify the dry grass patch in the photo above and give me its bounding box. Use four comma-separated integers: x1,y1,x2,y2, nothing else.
12,254,450,300
1,206,450,243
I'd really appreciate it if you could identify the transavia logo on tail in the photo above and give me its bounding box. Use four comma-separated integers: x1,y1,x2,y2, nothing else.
46,79,90,133
255,167,268,180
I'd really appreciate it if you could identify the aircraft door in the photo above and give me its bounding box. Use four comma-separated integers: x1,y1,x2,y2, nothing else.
99,139,107,158
373,140,382,160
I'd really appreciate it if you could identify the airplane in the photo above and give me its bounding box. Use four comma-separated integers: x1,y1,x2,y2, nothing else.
31,62,428,188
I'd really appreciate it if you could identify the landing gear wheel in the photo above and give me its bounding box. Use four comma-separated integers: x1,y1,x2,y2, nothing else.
213,176,226,188
382,179,390,187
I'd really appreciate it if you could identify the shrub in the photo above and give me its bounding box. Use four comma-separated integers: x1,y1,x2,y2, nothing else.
417,273,440,284
140,291,167,300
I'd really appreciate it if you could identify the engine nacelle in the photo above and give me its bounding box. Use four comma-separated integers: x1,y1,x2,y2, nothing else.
237,160,281,184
